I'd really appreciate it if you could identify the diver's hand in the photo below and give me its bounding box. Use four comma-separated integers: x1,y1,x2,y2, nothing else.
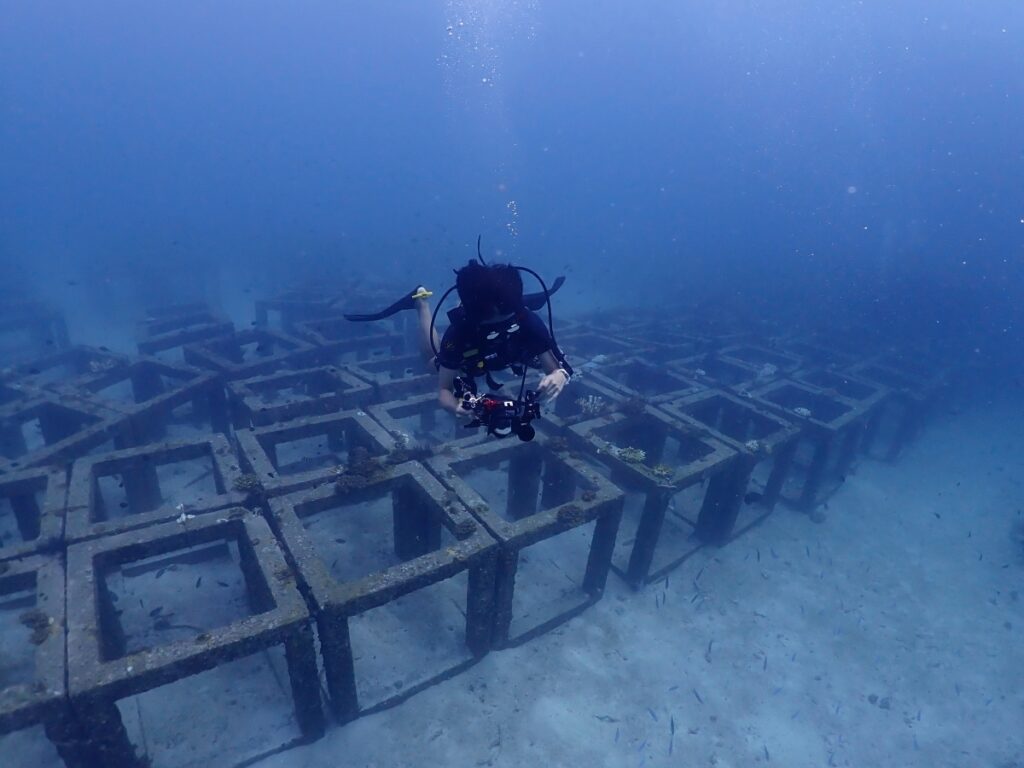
537,369,569,402
453,403,476,421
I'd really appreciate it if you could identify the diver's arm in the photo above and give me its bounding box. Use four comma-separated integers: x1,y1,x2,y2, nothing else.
437,366,470,417
536,351,570,401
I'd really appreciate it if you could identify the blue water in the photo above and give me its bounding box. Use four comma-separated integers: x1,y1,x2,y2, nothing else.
2,2,1021,361
2,3,1023,767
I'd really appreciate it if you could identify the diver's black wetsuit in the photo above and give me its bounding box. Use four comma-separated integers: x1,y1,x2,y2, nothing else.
435,308,553,392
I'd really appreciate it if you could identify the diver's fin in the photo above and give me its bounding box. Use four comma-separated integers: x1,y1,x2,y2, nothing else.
523,276,565,311
344,287,433,322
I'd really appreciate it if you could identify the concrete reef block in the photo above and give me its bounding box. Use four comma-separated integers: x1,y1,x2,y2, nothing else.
427,434,624,648
661,388,801,517
526,376,627,434
55,357,230,443
0,395,133,474
584,356,704,404
848,361,938,461
269,460,498,721
65,434,249,544
228,365,372,428
0,553,95,767
292,318,405,366
8,346,130,394
255,292,345,334
137,303,229,339
137,319,235,360
749,378,880,511
66,511,325,768
344,353,434,403
568,405,739,587
235,408,396,498
671,352,765,393
367,392,481,450
0,467,67,563
184,328,316,381
558,330,636,362
717,343,804,376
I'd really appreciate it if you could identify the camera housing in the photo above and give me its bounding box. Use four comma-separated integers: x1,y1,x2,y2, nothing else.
461,390,541,441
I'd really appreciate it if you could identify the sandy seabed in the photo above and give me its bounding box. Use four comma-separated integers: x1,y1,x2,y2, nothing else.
251,397,1024,768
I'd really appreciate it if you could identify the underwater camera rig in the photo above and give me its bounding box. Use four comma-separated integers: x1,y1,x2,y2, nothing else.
460,390,541,441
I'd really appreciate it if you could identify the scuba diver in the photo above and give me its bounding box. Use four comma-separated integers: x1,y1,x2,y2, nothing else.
344,244,572,440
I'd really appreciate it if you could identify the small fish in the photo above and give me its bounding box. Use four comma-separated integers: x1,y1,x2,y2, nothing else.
743,491,763,504
217,580,229,588
694,566,705,583
614,728,619,744
692,688,703,704
195,577,202,588
705,639,713,662
155,567,166,579
670,716,675,735
636,740,647,754
763,655,768,671
756,548,761,562
647,708,658,722
149,606,163,617
594,715,619,723
764,745,770,761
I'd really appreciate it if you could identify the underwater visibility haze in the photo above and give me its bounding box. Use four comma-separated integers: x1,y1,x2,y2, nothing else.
0,2,1023,767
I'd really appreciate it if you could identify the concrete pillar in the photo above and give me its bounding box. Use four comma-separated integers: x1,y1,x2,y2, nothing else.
489,547,519,649
9,490,42,541
283,621,327,739
540,457,575,509
70,699,144,768
695,456,756,545
318,610,360,722
625,489,672,588
507,450,543,520
583,502,623,595
762,440,797,510
121,464,162,515
393,482,436,561
465,553,498,656
798,436,832,511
